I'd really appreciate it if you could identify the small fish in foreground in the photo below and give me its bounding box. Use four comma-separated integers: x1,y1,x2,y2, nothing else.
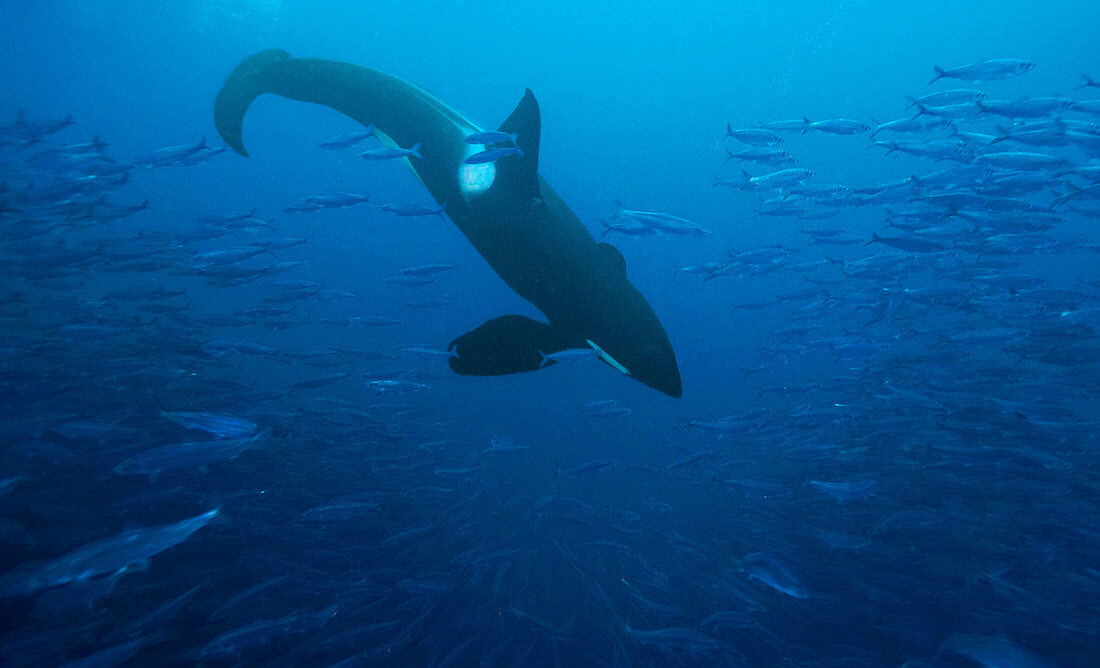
113,434,262,478
132,138,207,168
366,379,430,393
377,202,447,218
556,458,618,477
758,118,811,133
291,372,350,389
360,142,422,161
725,125,782,146
465,130,517,145
384,275,435,286
539,347,601,367
929,58,1036,84
607,202,711,236
0,509,218,597
484,435,531,454
159,411,258,438
319,125,375,149
464,146,523,164
741,552,809,599
810,118,871,135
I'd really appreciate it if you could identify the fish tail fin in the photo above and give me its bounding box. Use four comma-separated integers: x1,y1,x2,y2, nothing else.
725,122,734,137
869,118,882,138
929,66,946,84
724,147,735,163
214,49,293,157
867,232,881,246
409,142,423,159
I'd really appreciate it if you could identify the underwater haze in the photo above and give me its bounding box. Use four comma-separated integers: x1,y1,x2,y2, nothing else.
2,0,1100,665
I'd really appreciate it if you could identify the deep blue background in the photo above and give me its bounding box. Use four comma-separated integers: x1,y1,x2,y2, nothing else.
2,1,1100,665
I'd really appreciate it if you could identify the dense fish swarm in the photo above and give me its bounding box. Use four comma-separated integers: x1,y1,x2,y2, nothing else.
0,56,1098,666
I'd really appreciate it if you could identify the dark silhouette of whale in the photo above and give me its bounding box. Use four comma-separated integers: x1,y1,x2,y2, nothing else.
214,50,682,397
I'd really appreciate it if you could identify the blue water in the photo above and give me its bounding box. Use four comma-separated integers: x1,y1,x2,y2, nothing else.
2,1,1099,665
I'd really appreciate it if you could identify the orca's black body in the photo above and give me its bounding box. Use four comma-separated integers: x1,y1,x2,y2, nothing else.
214,50,682,397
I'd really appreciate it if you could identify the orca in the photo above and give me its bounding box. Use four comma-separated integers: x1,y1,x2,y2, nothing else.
214,50,682,397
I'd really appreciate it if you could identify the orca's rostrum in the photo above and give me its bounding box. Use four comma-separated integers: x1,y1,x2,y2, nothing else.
214,50,682,397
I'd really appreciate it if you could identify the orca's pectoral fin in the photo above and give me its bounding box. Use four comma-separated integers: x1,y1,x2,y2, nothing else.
448,315,568,376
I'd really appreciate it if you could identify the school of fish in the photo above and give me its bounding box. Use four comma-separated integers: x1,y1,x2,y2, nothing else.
0,57,1098,665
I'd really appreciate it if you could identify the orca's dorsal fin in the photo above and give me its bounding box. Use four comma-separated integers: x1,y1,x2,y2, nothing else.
493,89,541,202
597,243,627,274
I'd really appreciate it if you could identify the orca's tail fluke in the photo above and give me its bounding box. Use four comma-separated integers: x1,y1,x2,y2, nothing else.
214,49,293,157
213,49,476,193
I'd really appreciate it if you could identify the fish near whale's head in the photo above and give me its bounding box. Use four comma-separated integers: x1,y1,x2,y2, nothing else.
574,243,682,399
594,333,682,399
590,315,683,399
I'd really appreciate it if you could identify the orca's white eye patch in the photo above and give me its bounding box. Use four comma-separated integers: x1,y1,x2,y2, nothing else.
459,161,495,195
